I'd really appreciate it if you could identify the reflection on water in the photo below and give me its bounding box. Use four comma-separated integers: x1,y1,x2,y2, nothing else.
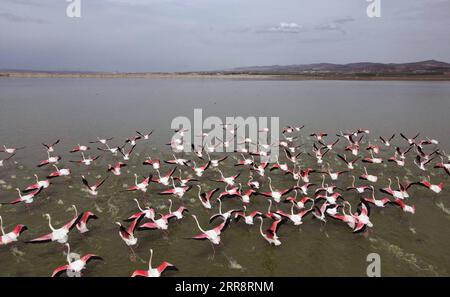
0,78,450,276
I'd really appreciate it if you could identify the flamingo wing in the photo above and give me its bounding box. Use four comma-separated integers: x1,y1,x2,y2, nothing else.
52,265,69,277
27,233,53,244
131,270,150,277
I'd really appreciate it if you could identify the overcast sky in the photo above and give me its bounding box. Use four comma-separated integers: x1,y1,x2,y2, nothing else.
1,0,449,72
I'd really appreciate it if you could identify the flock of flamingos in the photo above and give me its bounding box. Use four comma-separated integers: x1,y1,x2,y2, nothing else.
0,125,449,277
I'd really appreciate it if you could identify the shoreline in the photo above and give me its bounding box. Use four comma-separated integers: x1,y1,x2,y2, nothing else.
1,72,450,81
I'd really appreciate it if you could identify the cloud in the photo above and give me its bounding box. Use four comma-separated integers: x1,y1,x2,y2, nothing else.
260,22,302,33
0,12,49,24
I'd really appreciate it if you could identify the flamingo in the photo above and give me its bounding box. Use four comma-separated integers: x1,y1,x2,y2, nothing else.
107,162,127,176
174,169,198,186
257,177,292,203
131,249,177,277
97,143,120,155
337,154,359,170
152,167,177,186
276,201,313,226
164,154,190,166
264,199,282,221
191,160,210,177
52,243,103,277
196,185,219,209
126,199,155,221
136,130,153,140
434,157,450,175
4,187,43,205
414,156,435,171
234,206,263,225
206,151,228,167
47,165,71,178
70,153,100,166
0,216,28,246
0,153,15,167
38,151,61,167
252,162,268,177
346,175,371,194
158,177,192,198
362,151,383,164
81,175,109,196
247,175,260,189
310,132,327,141
213,169,240,186
414,177,443,194
320,163,348,181
190,215,229,258
395,146,413,160
209,199,242,223
168,199,189,219
363,186,391,208
127,173,151,193
218,184,242,200
70,144,90,153
27,206,81,244
0,145,25,154
42,139,60,153
284,191,314,210
24,174,50,191
125,136,141,146
392,199,415,214
90,137,113,145
388,152,405,167
118,145,136,161
76,211,98,234
400,132,419,145
359,167,378,183
116,218,140,247
379,134,395,147
235,154,254,167
353,202,373,233
257,217,283,246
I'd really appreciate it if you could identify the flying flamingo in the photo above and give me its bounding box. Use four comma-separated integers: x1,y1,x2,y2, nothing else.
38,151,61,167
42,139,60,153
126,199,156,221
257,217,283,246
108,162,127,176
24,174,50,191
52,243,103,277
47,165,71,178
196,185,219,209
0,216,28,246
27,205,81,244
131,249,177,277
76,210,98,234
81,175,109,196
190,215,229,258
70,144,90,153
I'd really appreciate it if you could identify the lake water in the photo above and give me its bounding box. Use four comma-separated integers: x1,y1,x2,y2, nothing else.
1,78,450,276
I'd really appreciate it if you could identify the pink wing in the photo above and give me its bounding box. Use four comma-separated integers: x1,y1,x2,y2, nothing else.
28,233,53,243
131,270,149,277
52,265,69,277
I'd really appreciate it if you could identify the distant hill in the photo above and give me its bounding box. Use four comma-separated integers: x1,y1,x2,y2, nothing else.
226,60,450,74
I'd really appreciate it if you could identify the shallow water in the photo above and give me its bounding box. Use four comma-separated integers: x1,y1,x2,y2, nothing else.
0,78,450,276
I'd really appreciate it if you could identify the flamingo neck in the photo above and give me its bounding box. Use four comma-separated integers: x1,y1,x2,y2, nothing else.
193,216,206,234
66,245,72,264
149,250,153,270
135,200,143,212
0,216,4,236
259,219,264,236
47,215,55,231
